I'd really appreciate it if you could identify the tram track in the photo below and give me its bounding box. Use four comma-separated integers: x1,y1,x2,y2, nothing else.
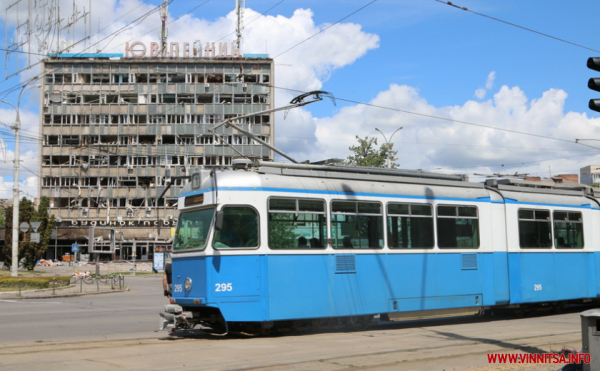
218,332,581,371
0,326,582,371
0,337,166,356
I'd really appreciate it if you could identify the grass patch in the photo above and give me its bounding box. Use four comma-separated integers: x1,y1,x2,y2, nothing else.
0,276,71,290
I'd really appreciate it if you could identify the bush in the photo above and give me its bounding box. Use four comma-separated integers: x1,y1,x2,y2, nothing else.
0,276,71,290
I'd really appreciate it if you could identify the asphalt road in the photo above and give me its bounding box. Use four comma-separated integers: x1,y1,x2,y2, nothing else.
0,275,166,344
0,276,589,371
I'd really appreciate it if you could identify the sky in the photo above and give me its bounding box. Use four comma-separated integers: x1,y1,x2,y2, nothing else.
1,0,600,200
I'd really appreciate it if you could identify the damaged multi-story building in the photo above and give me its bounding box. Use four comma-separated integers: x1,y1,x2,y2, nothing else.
39,50,274,262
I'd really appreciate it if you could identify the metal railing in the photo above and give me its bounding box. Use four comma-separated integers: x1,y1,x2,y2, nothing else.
70,274,127,293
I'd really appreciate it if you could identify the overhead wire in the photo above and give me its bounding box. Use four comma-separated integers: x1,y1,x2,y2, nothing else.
273,0,378,59
1,0,166,94
214,0,287,43
270,84,600,151
434,0,600,54
105,0,213,53
95,0,152,36
2,77,599,176
78,3,164,55
445,152,600,171
2,1,599,181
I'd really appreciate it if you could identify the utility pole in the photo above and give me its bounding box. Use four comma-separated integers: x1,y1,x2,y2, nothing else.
0,77,40,276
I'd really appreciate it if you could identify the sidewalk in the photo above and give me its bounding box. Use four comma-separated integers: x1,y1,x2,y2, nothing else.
0,277,129,299
0,261,158,299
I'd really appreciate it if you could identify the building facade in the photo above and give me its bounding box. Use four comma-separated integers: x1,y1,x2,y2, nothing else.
39,55,274,261
580,165,600,186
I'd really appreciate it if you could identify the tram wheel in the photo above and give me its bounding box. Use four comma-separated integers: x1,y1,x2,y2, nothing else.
345,316,359,326
311,318,325,327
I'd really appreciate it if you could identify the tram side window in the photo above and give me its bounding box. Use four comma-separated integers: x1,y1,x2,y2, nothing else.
553,211,584,249
173,207,215,251
267,198,327,249
331,201,383,249
436,205,479,249
387,203,434,249
518,209,551,248
214,206,259,248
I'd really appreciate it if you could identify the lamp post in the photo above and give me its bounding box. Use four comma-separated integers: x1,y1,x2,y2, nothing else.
0,77,40,277
375,126,403,168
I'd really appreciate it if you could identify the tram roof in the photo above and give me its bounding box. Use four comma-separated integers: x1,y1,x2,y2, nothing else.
252,161,474,186
484,178,597,197
182,161,599,200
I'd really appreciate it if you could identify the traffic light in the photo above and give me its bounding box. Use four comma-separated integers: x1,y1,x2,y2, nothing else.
587,57,600,112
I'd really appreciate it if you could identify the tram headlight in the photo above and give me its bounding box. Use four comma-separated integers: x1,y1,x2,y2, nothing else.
184,278,193,291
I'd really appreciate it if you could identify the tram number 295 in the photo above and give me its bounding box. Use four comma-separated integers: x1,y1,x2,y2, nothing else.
215,283,233,292
534,284,543,291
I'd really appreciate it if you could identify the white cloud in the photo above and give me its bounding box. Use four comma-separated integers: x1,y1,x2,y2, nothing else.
302,83,600,179
2,1,600,201
475,71,496,99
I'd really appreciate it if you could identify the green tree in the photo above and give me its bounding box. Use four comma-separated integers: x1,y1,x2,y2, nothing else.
2,197,55,271
345,135,398,168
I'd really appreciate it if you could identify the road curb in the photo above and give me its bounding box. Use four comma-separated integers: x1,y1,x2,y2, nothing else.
0,284,128,299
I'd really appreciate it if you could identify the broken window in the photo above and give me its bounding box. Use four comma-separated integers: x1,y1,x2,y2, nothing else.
136,73,148,83
162,94,176,103
234,94,251,104
77,74,91,83
207,74,223,83
244,74,258,83
169,74,186,83
132,156,148,166
106,95,119,104
120,94,138,104
138,135,155,145
162,135,176,144
112,74,129,84
149,115,164,124
83,95,100,104
178,136,195,145
92,74,110,84
177,94,195,104
197,94,212,104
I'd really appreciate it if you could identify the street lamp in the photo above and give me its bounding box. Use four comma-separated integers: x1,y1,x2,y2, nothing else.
0,77,40,277
375,126,403,168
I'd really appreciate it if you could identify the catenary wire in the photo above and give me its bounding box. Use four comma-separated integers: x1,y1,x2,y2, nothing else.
272,0,378,59
434,0,600,54
270,84,600,152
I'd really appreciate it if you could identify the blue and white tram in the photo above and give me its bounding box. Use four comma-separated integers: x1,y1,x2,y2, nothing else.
159,160,600,334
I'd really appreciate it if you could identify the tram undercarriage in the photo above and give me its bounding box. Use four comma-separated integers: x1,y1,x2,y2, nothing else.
158,299,596,337
158,304,374,336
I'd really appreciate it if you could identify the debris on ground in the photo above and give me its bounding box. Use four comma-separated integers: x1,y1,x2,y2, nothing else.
73,270,92,278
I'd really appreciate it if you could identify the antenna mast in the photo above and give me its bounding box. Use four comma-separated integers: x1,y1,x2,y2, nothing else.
3,0,91,79
235,0,245,53
160,0,169,57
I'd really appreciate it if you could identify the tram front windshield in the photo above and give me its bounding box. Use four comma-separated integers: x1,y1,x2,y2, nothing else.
173,208,215,251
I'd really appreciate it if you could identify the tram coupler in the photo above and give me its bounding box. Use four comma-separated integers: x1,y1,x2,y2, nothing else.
158,304,194,332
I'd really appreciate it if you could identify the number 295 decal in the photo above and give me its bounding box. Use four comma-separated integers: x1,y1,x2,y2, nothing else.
215,283,233,292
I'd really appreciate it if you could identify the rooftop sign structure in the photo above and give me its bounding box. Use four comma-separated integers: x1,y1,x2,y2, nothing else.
124,40,243,59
